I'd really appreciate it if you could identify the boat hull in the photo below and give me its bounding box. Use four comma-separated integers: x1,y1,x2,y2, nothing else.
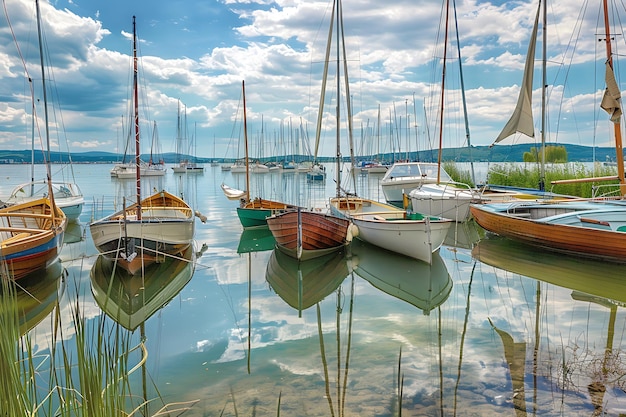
237,198,300,228
409,184,474,222
470,203,626,263
351,213,452,263
266,209,351,260
330,196,453,263
0,198,66,280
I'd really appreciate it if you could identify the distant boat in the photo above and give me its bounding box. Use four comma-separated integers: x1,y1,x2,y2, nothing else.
89,17,195,275
172,108,204,174
90,245,195,331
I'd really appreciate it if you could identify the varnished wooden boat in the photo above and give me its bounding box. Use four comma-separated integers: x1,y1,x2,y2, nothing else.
266,208,352,260
470,201,626,263
0,198,66,280
89,190,195,274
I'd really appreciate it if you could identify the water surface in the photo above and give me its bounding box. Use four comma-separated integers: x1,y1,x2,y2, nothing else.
6,162,626,416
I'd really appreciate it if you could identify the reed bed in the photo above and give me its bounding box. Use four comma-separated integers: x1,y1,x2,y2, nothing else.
0,267,196,417
446,161,621,198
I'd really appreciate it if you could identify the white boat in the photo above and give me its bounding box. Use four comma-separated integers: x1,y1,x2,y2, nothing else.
89,17,195,275
330,196,453,264
380,161,448,207
5,180,84,221
409,182,477,222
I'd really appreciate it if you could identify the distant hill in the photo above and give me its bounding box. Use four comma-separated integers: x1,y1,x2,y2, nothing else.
0,143,618,164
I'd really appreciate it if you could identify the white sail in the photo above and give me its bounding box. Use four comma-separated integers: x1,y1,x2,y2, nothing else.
492,1,542,145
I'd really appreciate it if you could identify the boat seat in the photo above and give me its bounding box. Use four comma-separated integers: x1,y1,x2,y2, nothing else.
617,225,626,232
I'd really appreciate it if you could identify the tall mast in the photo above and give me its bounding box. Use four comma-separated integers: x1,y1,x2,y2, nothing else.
35,0,57,219
539,0,548,191
132,16,141,218
436,0,450,184
335,0,341,198
242,80,250,201
452,0,475,184
602,0,626,195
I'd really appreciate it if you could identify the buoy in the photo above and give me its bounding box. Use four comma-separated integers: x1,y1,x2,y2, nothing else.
346,223,359,242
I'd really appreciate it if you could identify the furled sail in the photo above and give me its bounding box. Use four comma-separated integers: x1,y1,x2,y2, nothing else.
492,1,542,145
601,61,622,123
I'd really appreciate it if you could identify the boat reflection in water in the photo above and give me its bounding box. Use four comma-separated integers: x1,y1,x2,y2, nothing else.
471,235,626,303
237,226,275,254
90,245,195,331
7,259,65,336
265,247,348,315
472,235,626,415
349,239,452,314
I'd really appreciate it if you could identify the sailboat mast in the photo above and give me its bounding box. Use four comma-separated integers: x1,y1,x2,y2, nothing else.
335,0,341,198
242,80,250,201
452,0,475,184
602,0,626,195
132,16,142,217
436,0,450,184
35,0,56,219
539,0,548,191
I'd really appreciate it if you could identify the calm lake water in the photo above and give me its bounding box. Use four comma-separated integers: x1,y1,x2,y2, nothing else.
5,162,626,416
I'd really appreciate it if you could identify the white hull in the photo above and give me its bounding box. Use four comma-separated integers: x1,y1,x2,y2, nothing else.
381,162,449,206
351,213,452,263
6,181,84,221
409,184,475,222
329,196,452,263
90,216,194,250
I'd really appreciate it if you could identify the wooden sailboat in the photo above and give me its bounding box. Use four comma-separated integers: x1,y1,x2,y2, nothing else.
0,0,67,280
221,81,300,228
266,0,354,259
470,0,626,263
89,16,195,275
324,0,452,264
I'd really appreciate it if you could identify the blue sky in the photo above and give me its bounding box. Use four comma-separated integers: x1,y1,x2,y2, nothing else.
0,0,623,159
